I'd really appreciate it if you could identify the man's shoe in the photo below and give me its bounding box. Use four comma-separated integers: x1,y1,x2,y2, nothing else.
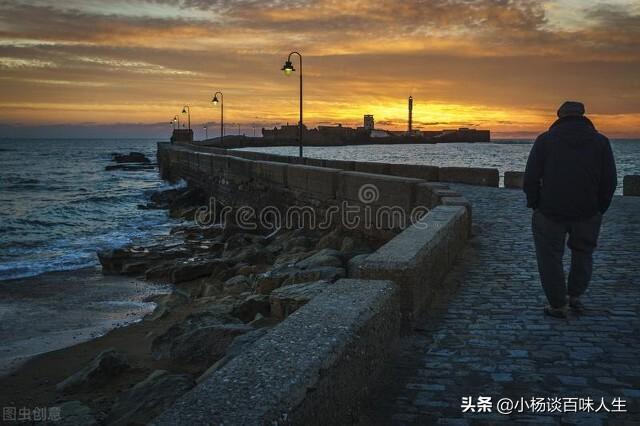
544,305,568,319
569,297,585,313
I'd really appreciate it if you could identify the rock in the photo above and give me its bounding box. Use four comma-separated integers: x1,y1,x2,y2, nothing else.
316,229,343,250
170,258,227,284
340,236,356,253
269,280,329,319
98,243,192,276
282,235,312,251
295,248,343,269
199,279,224,298
107,370,194,425
248,312,266,326
144,262,175,281
235,263,269,276
224,232,265,251
253,273,287,295
142,188,192,210
151,313,250,364
272,250,315,267
224,245,275,266
120,261,149,275
97,248,133,274
169,188,205,219
223,275,251,294
196,328,268,383
112,151,151,163
193,303,239,321
252,262,304,294
247,312,279,328
347,254,369,277
232,294,271,322
56,348,129,392
106,163,156,171
56,401,97,426
146,292,189,321
145,187,187,211
282,266,345,286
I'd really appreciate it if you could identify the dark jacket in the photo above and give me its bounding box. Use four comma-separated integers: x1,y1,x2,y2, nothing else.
523,116,617,220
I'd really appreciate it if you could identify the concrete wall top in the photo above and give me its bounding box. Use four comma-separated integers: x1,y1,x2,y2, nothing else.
623,175,640,197
153,279,400,425
439,166,499,187
353,204,470,321
286,164,342,198
164,143,501,188
364,205,467,266
504,171,525,189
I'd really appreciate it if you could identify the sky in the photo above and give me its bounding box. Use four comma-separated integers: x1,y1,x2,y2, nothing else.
0,0,639,139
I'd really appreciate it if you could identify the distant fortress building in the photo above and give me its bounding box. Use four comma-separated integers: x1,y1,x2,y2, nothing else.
363,114,374,131
257,100,489,145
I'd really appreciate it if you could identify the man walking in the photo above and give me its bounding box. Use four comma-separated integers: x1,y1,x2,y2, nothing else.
524,101,617,318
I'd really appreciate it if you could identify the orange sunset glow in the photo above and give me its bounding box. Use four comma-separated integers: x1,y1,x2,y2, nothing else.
0,0,639,138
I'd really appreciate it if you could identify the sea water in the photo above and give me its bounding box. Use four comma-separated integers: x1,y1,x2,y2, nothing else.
238,140,639,192
0,138,179,281
1,138,638,281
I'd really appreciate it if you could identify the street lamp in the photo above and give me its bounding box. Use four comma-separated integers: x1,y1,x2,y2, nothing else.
281,51,303,158
212,91,224,142
203,125,208,140
182,105,191,130
173,115,180,129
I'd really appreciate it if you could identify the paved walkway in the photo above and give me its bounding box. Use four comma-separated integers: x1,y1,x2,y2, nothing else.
366,185,640,425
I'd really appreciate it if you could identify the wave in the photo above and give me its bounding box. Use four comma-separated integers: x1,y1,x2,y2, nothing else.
0,211,177,282
0,255,98,282
83,194,137,203
0,176,40,185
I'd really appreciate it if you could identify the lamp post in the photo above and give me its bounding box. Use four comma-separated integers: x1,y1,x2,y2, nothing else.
281,51,303,158
212,92,224,142
204,125,208,140
173,115,180,129
182,105,191,130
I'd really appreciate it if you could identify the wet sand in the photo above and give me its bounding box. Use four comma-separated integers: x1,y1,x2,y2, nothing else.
0,267,170,378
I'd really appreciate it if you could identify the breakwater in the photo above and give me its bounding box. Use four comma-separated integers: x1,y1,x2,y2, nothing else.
154,141,640,424
155,141,478,424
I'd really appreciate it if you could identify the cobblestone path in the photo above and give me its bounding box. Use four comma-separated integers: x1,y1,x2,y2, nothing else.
366,185,640,425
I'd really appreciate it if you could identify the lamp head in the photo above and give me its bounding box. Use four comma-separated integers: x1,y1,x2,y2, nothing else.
212,95,219,105
281,60,295,76
182,107,187,114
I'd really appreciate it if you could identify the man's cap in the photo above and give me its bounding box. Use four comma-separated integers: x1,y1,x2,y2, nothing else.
557,101,585,118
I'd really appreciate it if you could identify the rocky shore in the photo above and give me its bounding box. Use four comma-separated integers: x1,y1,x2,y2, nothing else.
1,181,384,425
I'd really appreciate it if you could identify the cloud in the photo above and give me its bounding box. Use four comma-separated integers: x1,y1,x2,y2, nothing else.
0,0,638,136
0,57,55,69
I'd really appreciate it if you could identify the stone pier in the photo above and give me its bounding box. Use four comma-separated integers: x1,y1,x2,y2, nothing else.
155,142,640,424
363,185,640,424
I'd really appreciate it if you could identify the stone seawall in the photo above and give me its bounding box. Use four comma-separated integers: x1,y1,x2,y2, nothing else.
158,143,469,236
623,175,640,196
155,142,472,424
165,141,499,187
